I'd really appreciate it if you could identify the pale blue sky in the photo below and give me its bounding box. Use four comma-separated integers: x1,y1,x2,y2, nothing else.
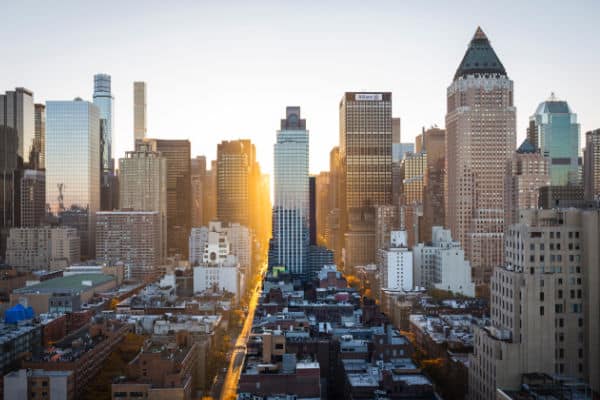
2,0,599,175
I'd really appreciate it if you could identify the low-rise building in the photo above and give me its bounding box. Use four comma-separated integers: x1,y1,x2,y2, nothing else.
379,231,413,292
3,369,75,400
111,335,200,400
10,273,116,314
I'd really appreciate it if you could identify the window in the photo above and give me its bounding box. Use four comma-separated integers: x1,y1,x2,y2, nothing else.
540,306,545,316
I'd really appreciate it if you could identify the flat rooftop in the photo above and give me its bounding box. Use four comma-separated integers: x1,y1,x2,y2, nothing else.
13,274,115,295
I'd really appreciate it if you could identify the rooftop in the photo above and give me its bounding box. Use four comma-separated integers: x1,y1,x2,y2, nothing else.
454,27,507,80
13,273,115,295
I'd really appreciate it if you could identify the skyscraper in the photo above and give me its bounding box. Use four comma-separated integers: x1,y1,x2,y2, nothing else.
0,88,35,258
216,140,253,226
33,103,45,170
191,156,207,227
391,117,402,162
339,92,392,268
119,141,168,260
93,74,117,211
584,129,600,201
142,139,191,257
46,99,101,259
530,94,580,186
445,27,516,286
421,127,446,243
504,139,549,226
270,107,309,278
93,74,113,175
133,82,147,144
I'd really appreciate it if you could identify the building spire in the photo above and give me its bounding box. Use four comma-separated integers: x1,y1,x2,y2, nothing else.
473,26,488,40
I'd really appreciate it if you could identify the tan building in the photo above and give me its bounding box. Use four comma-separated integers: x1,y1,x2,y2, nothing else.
445,27,516,286
468,209,600,399
504,139,550,226
119,141,167,259
3,369,75,400
339,92,392,267
6,227,80,271
96,211,161,282
133,81,147,144
111,336,200,400
421,127,446,243
584,129,600,201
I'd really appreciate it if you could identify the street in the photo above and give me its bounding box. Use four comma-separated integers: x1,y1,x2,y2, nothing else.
219,263,265,400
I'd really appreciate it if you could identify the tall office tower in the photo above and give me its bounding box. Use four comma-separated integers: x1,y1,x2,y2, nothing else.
401,151,427,206
46,99,101,259
421,127,446,243
33,104,45,170
391,117,402,162
96,211,161,282
119,141,167,260
202,160,218,226
309,175,316,246
270,107,309,278
0,88,35,259
326,147,344,262
216,140,254,226
133,81,147,144
504,139,550,226
584,129,600,200
20,170,45,227
379,231,413,291
340,92,392,268
143,139,191,257
468,209,600,399
445,27,516,287
526,120,538,149
191,156,207,227
93,74,117,211
529,94,580,186
315,171,330,246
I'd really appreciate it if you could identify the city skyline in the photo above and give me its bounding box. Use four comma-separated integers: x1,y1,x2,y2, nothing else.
2,1,599,176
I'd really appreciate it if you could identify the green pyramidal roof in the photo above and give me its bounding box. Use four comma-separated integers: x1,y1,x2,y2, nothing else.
454,27,507,81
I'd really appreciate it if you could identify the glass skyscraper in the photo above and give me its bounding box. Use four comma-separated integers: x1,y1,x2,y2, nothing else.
46,99,101,259
93,74,113,173
530,94,580,185
270,106,309,278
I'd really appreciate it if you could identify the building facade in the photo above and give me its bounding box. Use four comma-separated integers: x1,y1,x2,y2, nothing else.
504,139,550,226
142,139,191,257
339,92,392,268
445,27,516,286
6,227,80,271
216,140,253,227
133,81,147,144
119,141,167,260
529,94,580,186
95,211,161,281
412,226,475,296
46,99,101,259
271,107,309,278
468,209,600,399
379,231,413,292
584,129,600,201
20,169,45,227
421,127,446,243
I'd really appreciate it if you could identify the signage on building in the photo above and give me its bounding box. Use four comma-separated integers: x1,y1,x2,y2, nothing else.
355,93,383,101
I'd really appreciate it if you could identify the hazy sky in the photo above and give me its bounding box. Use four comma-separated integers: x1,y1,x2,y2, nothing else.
2,0,599,175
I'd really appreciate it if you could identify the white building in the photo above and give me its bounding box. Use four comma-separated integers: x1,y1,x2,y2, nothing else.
413,226,474,297
379,231,413,291
6,227,80,271
189,221,251,269
190,221,245,301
